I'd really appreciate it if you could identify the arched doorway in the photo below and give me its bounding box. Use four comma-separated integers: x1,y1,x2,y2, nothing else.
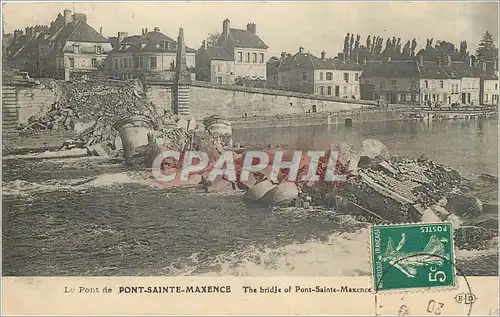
345,118,353,127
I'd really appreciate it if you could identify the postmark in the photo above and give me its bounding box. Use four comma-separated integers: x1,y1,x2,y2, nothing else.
370,222,456,292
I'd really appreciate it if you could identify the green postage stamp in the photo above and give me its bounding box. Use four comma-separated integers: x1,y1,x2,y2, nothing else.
370,222,456,292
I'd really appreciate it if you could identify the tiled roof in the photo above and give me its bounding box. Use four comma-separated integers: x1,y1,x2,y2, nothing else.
447,61,481,78
205,46,234,61
474,61,499,80
331,58,363,71
361,60,420,78
55,21,110,43
111,31,195,53
219,28,268,49
418,61,450,79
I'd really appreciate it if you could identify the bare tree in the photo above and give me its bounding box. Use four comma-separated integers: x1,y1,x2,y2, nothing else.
206,32,221,47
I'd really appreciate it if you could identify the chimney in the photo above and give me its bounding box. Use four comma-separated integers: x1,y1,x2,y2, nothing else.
117,32,128,45
13,29,23,42
73,13,87,22
154,27,160,32
99,27,103,35
469,55,475,67
176,27,190,83
25,27,33,40
246,22,256,34
63,9,72,25
321,51,326,60
299,46,304,53
418,55,424,67
339,53,346,62
141,28,144,35
145,28,148,34
223,19,230,37
202,40,207,49
445,54,451,66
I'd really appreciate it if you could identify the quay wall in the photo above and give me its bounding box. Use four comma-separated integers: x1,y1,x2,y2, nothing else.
185,81,378,120
2,84,58,137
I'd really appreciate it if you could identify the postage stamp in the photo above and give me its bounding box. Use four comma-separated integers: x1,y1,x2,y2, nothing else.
370,222,456,292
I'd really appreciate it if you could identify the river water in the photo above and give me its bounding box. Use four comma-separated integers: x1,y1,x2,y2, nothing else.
2,119,498,276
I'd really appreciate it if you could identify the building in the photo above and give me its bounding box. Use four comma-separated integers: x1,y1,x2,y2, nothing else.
7,9,112,80
274,48,362,98
216,19,269,80
107,27,196,80
418,55,455,105
195,40,235,84
477,60,499,106
361,55,483,105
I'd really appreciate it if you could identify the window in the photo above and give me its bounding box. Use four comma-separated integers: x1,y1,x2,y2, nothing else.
326,72,333,80
355,73,359,81
91,58,97,68
485,94,489,102
73,44,80,54
424,80,428,88
120,59,123,69
302,72,307,80
114,59,118,69
343,73,349,82
355,86,358,94
343,86,348,95
69,58,75,68
246,52,250,62
150,56,157,69
400,94,406,102
327,86,332,95
380,80,385,88
238,52,243,62
136,57,143,69
424,94,429,101
496,84,498,90
319,86,325,95
259,53,264,63
124,58,128,69
216,77,222,84
364,79,370,85
440,80,444,88
391,80,396,86
320,72,324,80
226,63,231,72
252,53,257,63
96,46,102,54
217,64,221,72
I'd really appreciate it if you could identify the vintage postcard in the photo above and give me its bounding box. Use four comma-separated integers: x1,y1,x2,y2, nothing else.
1,0,499,316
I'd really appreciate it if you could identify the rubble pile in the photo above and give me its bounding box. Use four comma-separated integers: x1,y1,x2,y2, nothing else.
18,80,161,149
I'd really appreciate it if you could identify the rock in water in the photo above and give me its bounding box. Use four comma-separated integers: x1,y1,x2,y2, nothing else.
243,179,276,203
259,182,299,207
359,139,390,160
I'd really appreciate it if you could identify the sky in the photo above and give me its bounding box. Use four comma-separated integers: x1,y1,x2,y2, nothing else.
2,1,499,58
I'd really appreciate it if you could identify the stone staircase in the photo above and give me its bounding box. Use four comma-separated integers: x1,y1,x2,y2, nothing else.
2,86,19,137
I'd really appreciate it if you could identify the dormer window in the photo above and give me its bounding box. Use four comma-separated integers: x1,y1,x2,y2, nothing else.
73,44,80,54
95,45,102,54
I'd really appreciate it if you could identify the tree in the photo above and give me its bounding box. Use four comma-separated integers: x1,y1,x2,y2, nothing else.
349,34,355,58
206,32,221,46
366,35,371,53
476,31,497,62
343,33,350,56
402,40,411,56
411,38,417,57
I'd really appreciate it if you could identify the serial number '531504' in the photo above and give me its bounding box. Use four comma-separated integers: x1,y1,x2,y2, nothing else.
421,226,448,233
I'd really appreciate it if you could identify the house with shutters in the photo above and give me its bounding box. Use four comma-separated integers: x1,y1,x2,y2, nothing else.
7,9,112,80
107,27,196,80
216,19,269,80
273,47,362,98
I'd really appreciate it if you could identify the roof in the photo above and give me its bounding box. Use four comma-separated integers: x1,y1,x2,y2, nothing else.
277,51,363,72
418,61,450,79
205,46,234,61
362,60,420,78
474,61,499,80
54,20,110,43
218,28,268,49
111,31,195,53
